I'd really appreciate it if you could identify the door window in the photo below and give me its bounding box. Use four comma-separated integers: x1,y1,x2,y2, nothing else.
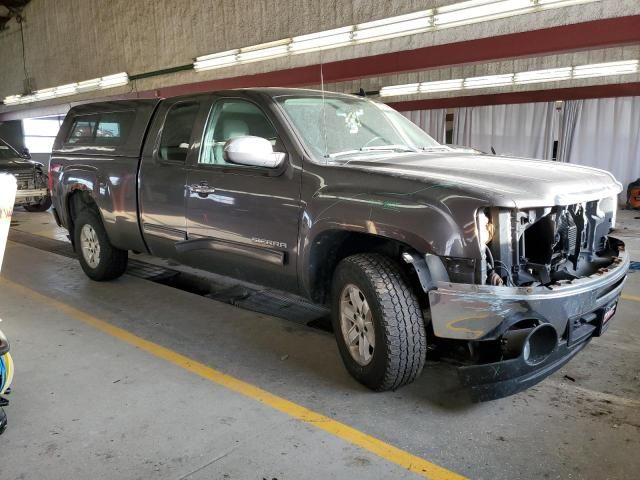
159,102,200,162
199,99,278,166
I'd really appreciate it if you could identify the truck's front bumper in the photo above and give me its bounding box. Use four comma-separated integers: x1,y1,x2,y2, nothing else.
458,331,592,401
428,238,628,341
427,237,629,401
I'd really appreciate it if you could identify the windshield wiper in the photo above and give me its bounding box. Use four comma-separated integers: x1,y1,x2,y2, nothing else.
362,145,417,152
420,145,453,152
328,145,417,158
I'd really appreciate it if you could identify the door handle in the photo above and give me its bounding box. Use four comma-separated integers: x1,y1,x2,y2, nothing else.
188,182,216,196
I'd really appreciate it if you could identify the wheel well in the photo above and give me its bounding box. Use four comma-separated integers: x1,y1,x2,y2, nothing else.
308,230,424,305
66,190,100,246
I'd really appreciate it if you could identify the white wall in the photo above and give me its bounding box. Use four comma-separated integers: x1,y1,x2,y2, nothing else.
561,96,640,193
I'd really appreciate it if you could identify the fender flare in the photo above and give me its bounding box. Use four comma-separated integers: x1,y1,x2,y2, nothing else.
297,190,472,299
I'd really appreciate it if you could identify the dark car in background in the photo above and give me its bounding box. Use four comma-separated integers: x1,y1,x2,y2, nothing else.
0,138,51,212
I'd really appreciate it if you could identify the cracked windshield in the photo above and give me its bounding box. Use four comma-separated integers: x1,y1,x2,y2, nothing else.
276,96,442,162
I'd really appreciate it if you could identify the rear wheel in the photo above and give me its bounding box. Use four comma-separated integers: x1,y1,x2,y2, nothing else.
23,195,52,212
331,253,427,391
73,210,127,281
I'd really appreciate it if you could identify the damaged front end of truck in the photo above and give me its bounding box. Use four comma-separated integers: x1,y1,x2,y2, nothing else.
426,196,629,401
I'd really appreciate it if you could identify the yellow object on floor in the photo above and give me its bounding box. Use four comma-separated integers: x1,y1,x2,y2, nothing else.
0,351,13,395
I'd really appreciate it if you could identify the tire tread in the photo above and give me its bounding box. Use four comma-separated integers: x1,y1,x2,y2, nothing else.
336,253,427,391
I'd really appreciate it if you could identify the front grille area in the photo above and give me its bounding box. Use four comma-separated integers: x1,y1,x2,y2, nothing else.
488,199,615,287
13,171,35,190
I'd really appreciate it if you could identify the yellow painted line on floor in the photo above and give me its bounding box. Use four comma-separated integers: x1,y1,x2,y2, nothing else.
0,278,465,480
621,294,640,303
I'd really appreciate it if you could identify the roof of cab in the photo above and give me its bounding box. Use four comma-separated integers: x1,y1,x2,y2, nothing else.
232,87,360,98
65,98,161,116
64,88,362,115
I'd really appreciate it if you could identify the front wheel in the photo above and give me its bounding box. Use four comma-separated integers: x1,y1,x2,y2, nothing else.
331,253,427,391
23,195,52,212
73,210,127,281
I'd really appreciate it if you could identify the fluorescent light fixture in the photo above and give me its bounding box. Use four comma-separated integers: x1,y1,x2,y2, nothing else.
3,95,23,105
514,67,572,84
2,71,129,106
434,0,598,28
191,0,601,72
420,79,464,92
77,78,102,91
435,0,532,28
237,40,290,63
194,50,239,72
18,95,36,104
537,0,596,6
378,58,638,98
237,45,289,62
353,10,433,42
34,88,56,100
464,73,514,88
381,79,465,96
572,60,639,79
196,49,238,62
99,72,129,88
54,83,79,96
379,83,420,97
290,26,353,53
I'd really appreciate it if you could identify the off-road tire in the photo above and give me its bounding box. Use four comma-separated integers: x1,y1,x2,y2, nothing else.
331,253,427,391
24,195,52,212
73,210,127,281
0,407,7,435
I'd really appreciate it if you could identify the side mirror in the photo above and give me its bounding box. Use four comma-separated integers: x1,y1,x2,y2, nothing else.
224,136,285,169
20,147,31,159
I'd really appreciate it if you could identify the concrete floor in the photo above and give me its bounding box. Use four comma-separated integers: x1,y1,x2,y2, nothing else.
0,208,639,480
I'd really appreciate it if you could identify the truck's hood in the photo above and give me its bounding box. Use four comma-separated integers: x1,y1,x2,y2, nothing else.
340,152,622,208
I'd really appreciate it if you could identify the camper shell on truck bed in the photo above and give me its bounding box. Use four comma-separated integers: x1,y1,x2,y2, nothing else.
50,88,629,401
50,99,159,253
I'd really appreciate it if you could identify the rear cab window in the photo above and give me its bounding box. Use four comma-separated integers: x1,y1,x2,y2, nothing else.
66,111,135,146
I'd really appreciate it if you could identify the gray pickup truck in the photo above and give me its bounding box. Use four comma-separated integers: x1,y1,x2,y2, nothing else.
50,88,629,401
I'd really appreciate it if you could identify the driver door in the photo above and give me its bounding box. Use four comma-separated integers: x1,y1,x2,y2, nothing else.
182,96,301,292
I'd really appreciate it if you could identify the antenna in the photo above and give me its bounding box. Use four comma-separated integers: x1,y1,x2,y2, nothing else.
320,60,329,161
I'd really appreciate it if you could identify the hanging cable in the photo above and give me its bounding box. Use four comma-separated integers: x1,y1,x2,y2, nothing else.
17,15,31,92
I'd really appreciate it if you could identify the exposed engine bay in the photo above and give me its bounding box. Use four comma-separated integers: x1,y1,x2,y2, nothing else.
14,167,47,191
482,197,618,287
12,167,49,206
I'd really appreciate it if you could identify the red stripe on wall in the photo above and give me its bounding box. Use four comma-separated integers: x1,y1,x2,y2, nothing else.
387,83,640,110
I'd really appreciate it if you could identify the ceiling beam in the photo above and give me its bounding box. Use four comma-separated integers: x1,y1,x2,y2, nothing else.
157,16,640,97
2,15,640,120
